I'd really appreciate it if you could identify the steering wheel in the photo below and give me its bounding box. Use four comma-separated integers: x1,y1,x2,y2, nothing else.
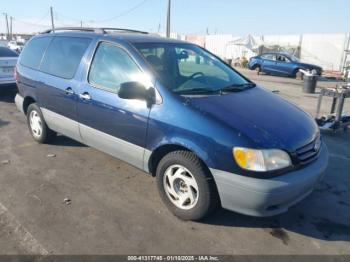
189,72,204,79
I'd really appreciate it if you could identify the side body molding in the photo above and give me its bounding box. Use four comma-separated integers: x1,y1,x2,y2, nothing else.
41,108,82,143
41,108,152,172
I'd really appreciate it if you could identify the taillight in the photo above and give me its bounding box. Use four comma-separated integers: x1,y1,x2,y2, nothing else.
14,66,18,81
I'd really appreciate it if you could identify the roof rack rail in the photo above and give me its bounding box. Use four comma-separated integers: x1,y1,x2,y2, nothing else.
40,27,148,35
100,28,149,34
41,27,105,34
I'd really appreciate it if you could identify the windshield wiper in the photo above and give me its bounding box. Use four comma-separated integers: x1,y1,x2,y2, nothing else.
173,83,256,95
219,83,256,93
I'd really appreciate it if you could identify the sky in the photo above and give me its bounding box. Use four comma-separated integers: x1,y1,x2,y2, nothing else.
0,0,349,36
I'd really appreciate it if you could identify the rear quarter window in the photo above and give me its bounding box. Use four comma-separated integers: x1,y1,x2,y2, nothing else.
19,37,52,69
40,36,91,79
0,47,18,57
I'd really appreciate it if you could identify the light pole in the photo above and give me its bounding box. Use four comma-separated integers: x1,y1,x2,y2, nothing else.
10,16,13,40
3,13,9,40
50,6,55,32
166,0,171,38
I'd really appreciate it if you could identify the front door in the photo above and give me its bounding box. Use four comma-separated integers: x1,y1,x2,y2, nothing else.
77,41,152,170
275,54,292,75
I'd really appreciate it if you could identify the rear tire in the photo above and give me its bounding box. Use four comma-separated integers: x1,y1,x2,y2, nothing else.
27,103,56,143
156,150,220,221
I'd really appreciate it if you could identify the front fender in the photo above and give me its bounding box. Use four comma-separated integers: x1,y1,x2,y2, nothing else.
149,136,215,168
145,88,246,174
145,114,239,173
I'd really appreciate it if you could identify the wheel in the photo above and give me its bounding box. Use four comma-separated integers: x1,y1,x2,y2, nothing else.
27,103,56,143
295,69,303,80
156,150,220,221
254,65,261,75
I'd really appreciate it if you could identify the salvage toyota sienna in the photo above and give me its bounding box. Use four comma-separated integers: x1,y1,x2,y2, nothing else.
14,28,329,220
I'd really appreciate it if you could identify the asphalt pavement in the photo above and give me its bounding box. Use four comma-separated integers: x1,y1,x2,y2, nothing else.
0,72,349,255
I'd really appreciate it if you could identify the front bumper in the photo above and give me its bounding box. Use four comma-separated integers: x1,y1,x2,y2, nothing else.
211,143,329,217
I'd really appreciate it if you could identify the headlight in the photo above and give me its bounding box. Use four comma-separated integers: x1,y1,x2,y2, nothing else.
311,69,318,75
233,147,292,172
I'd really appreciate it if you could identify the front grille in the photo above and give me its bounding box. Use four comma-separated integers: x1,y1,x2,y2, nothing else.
295,135,321,165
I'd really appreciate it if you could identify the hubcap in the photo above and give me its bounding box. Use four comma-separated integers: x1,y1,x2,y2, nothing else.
29,110,43,138
163,165,199,210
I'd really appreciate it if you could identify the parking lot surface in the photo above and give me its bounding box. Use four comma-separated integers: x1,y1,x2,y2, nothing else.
0,70,349,254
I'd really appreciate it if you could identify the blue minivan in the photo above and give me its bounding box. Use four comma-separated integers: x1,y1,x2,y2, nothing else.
15,28,328,220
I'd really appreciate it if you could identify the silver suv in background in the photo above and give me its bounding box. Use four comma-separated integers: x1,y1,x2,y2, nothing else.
0,46,18,86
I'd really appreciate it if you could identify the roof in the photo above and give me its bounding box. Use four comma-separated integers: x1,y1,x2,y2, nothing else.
38,27,186,45
261,52,294,56
115,33,185,44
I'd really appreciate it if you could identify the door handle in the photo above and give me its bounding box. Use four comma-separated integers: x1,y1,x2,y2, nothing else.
79,92,91,101
65,87,74,95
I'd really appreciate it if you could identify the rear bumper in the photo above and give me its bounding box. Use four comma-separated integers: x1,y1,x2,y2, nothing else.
15,93,24,113
0,77,16,85
211,142,329,217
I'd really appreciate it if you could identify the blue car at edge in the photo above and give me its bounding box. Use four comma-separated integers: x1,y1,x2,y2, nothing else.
14,28,329,221
248,52,322,78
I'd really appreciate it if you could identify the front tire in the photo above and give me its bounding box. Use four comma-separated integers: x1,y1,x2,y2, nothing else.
27,103,56,143
295,69,304,80
156,151,220,221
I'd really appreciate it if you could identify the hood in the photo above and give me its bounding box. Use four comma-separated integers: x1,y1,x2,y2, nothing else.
188,86,318,151
296,62,321,70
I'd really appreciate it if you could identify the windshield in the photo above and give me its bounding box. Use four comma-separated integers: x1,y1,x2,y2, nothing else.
289,55,300,62
134,43,251,95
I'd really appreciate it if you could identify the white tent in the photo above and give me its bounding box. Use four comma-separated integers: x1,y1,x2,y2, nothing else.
225,35,261,60
225,34,300,60
228,34,262,51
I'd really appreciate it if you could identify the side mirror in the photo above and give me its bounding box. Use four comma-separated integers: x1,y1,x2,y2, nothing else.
118,81,155,104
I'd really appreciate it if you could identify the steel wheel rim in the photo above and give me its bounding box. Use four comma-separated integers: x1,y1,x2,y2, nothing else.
29,110,43,138
163,164,199,210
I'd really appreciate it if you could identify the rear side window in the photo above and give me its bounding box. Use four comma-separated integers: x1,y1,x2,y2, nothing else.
20,37,52,69
40,37,91,79
0,47,18,57
88,42,141,92
261,54,276,61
